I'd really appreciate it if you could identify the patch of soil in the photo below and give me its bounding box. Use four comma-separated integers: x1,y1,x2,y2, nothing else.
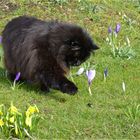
0,0,19,12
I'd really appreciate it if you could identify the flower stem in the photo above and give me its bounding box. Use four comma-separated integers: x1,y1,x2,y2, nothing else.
88,86,92,96
11,80,16,90
104,74,106,82
69,71,75,82
24,128,33,139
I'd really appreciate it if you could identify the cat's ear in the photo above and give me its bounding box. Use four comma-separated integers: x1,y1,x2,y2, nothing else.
92,44,99,50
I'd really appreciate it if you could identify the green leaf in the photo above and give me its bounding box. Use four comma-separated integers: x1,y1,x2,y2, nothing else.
15,121,18,135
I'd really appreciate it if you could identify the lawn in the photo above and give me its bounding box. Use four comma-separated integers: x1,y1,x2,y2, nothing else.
0,0,140,139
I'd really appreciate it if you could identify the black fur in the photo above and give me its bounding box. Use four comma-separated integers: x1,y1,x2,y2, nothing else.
2,16,99,95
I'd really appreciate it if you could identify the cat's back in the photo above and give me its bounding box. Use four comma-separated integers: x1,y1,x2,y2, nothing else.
3,16,41,34
2,16,43,45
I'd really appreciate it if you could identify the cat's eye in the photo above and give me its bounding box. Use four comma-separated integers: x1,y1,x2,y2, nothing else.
71,41,79,46
64,40,80,50
71,41,80,51
71,47,80,51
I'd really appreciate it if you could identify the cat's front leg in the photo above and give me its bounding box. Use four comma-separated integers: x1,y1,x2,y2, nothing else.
39,72,78,95
57,76,78,95
39,73,50,92
45,74,78,95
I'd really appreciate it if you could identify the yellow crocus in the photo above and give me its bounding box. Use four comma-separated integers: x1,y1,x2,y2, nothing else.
9,116,15,123
26,105,39,116
9,103,21,115
0,111,3,116
35,105,39,113
0,119,4,126
25,116,32,127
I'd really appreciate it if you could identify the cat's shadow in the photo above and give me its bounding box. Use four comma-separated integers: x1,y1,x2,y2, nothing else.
0,67,67,103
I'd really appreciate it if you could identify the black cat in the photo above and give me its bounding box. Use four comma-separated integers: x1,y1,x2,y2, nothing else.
2,16,99,95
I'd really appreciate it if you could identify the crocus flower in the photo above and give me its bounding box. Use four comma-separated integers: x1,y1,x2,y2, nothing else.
0,36,2,44
126,37,130,47
86,70,96,96
115,23,121,33
104,68,108,77
9,116,15,123
0,119,4,126
76,67,84,75
11,72,21,90
15,72,21,81
26,105,39,117
0,111,3,116
9,103,21,115
122,81,126,92
104,68,108,81
108,26,112,34
86,70,96,86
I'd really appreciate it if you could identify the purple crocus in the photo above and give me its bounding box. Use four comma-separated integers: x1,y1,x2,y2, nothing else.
11,72,21,90
104,68,108,81
15,72,21,81
104,68,108,77
86,70,96,96
115,23,121,33
0,36,2,44
86,70,96,85
108,26,112,34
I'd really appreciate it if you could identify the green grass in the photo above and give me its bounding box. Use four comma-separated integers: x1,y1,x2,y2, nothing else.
0,0,140,139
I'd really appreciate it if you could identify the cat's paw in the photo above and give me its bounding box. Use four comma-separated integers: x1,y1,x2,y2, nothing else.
60,82,78,95
40,84,50,92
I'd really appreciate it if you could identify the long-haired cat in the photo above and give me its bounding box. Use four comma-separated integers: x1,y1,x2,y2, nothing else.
2,16,99,95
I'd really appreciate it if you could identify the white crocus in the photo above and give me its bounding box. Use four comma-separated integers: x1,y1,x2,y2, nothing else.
122,81,126,92
126,37,130,47
76,67,84,75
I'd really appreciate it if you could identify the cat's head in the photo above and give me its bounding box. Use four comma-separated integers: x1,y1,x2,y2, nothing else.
63,35,99,66
48,22,99,67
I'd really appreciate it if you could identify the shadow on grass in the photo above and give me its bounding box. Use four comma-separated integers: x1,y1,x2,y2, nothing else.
0,67,9,86
0,67,67,103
